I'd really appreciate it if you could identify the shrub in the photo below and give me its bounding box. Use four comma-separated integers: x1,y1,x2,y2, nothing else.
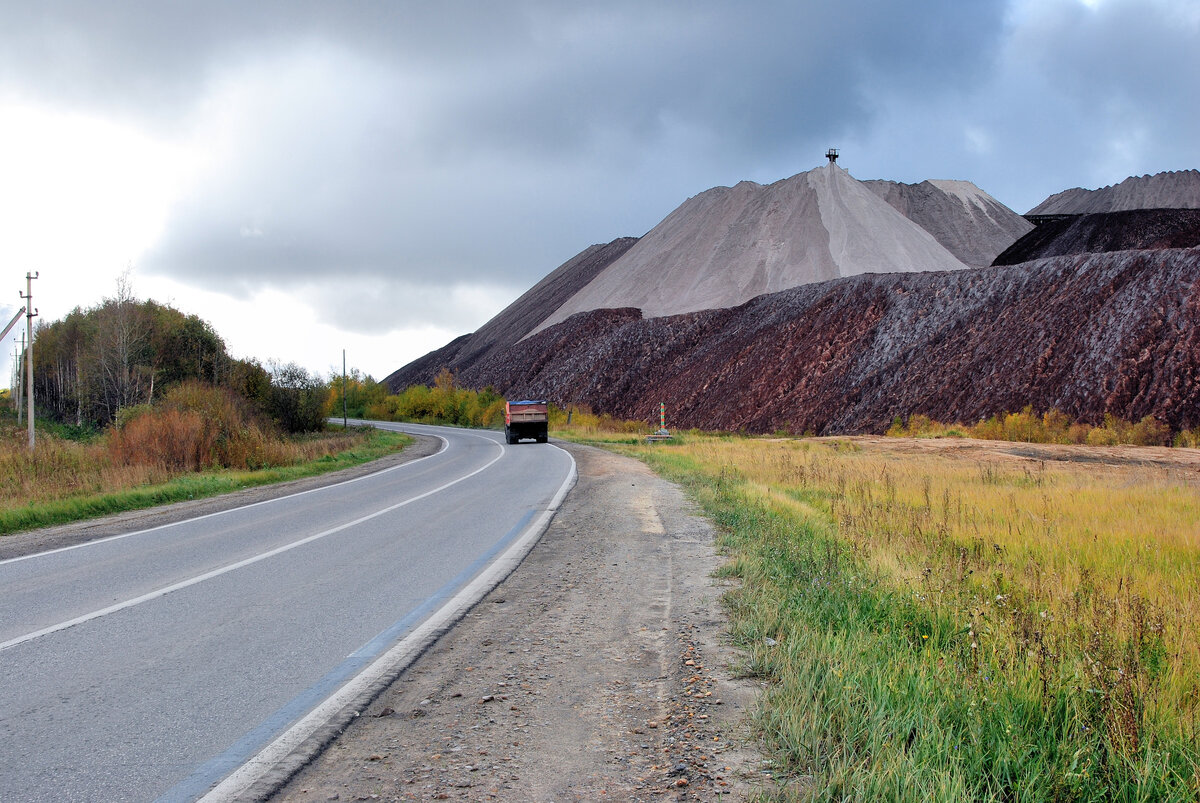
972,414,1004,441
890,408,1189,448
1066,422,1091,444
361,376,511,429
1041,408,1073,442
1085,426,1119,446
1129,415,1171,446
1175,428,1200,448
266,362,329,433
109,381,276,470
1001,406,1042,442
110,407,209,470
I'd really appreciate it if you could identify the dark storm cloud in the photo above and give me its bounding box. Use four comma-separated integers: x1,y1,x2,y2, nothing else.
993,0,1198,210
813,0,1200,214
0,1,1008,311
0,2,525,122
1005,0,1200,191
126,0,1006,302
416,2,1007,165
4,1,1196,334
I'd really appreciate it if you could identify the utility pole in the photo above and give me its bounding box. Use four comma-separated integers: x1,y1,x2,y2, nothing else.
342,349,348,429
19,272,38,451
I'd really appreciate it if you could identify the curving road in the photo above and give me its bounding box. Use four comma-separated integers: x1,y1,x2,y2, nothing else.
0,422,575,802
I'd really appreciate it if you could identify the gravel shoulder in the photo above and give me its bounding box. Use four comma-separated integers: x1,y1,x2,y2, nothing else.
271,442,767,802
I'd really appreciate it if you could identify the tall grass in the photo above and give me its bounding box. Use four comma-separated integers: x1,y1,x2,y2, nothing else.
572,428,1200,800
889,407,1190,447
0,390,408,535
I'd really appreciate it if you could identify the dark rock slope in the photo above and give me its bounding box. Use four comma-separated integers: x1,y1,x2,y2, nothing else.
441,247,1200,434
994,209,1200,265
385,236,638,390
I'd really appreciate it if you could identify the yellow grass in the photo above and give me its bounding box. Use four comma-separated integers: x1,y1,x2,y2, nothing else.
661,434,1200,738
559,420,1200,739
556,416,1200,793
0,423,383,510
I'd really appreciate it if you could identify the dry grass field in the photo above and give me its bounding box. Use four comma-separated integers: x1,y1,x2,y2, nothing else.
561,422,1200,801
0,421,406,534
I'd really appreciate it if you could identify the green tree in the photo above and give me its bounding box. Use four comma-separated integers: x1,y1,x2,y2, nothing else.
266,361,329,433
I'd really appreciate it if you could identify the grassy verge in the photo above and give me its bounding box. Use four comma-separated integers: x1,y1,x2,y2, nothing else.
0,427,410,536
558,428,1200,800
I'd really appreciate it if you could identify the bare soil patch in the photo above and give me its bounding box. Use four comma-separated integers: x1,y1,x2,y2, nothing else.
271,443,767,802
819,435,1200,485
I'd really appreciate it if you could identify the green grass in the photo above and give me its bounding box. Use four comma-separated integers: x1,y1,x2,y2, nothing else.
588,436,1200,802
0,428,410,536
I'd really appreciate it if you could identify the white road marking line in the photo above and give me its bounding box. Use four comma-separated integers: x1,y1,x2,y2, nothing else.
0,432,449,569
0,433,504,653
196,442,577,802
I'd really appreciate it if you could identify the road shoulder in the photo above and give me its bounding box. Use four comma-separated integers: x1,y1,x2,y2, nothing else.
272,441,767,802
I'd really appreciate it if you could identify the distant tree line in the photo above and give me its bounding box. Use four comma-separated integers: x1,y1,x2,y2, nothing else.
28,280,328,433
325,368,506,429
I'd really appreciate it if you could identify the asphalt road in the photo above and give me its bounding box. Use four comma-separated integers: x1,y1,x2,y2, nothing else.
0,423,575,802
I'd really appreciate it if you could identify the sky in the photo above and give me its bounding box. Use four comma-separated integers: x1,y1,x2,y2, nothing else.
0,0,1197,384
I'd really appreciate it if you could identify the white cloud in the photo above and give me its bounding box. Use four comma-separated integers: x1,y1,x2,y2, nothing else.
136,274,461,380
0,101,197,279
0,101,202,381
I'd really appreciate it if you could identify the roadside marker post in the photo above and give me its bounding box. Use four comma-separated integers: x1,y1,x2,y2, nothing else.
647,402,672,442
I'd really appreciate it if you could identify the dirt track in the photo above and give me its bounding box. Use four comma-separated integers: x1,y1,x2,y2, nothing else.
270,442,767,802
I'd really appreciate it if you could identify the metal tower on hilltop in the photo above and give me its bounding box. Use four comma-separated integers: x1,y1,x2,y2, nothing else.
826,148,839,164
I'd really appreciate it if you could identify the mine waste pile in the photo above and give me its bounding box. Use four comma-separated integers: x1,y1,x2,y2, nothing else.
387,165,1200,435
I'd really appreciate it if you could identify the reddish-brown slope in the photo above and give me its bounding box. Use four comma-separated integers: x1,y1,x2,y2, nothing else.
449,247,1200,434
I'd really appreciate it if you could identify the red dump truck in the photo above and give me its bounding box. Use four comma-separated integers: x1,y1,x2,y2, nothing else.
504,400,548,444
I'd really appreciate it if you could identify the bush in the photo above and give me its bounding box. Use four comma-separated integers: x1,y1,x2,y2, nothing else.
890,407,1189,448
1175,428,1200,448
109,381,275,470
266,362,329,433
1129,415,1171,446
1001,406,1042,442
1085,426,1119,446
972,414,1004,441
364,374,509,429
1066,423,1091,444
110,407,209,470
